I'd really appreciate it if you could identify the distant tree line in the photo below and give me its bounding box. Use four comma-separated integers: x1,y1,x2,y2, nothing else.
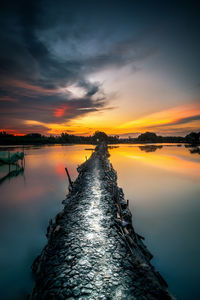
0,130,199,145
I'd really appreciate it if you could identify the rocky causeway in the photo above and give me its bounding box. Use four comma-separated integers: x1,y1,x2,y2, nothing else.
30,143,174,300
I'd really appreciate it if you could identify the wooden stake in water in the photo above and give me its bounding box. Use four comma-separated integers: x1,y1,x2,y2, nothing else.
65,167,73,188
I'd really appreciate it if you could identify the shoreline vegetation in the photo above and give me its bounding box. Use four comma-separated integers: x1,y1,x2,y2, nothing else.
0,130,200,146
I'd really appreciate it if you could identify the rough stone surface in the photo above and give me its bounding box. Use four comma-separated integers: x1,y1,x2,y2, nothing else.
30,144,174,300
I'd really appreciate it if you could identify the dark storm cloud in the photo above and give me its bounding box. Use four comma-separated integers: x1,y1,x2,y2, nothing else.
0,0,151,132
0,0,128,132
0,0,200,133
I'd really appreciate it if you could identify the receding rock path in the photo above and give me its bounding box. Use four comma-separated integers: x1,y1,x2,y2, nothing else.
30,144,174,300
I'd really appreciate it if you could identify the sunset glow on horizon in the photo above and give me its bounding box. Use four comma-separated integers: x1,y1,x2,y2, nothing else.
13,101,198,137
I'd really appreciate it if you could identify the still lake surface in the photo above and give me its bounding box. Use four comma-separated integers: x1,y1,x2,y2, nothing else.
0,144,199,300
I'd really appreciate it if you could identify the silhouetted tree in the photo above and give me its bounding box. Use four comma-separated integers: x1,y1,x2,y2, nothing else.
0,130,199,145
185,132,200,145
137,132,160,142
92,131,108,144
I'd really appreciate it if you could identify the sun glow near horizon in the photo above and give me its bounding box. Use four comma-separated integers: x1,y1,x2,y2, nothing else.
21,101,200,137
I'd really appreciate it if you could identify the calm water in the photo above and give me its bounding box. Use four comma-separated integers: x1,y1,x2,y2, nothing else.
0,144,199,300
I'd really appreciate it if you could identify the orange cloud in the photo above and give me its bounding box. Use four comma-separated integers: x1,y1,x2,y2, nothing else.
11,101,199,137
54,106,67,118
118,102,200,132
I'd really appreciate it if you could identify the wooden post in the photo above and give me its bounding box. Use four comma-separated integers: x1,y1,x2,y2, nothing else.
8,152,10,173
65,167,73,188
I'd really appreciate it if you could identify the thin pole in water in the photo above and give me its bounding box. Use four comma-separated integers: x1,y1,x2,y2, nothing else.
65,167,73,188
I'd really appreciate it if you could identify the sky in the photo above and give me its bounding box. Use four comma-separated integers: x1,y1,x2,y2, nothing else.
0,0,200,137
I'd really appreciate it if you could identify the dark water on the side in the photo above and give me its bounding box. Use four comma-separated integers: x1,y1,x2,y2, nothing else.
0,144,199,299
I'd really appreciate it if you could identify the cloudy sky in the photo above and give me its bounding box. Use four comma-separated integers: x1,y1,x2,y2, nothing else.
0,0,199,136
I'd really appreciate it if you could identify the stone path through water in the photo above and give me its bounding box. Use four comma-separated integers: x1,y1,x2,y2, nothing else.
31,145,174,300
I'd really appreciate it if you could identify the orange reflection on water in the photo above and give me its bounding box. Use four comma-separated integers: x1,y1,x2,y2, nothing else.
55,162,66,177
27,145,92,181
46,145,92,166
110,145,200,180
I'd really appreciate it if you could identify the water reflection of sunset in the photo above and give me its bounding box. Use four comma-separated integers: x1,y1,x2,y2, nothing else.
26,145,92,184
0,144,200,300
27,145,90,167
110,145,200,180
55,162,66,177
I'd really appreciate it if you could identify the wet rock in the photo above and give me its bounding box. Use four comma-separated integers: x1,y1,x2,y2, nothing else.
72,286,81,296
54,225,60,233
85,283,93,289
65,255,74,262
81,288,92,295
